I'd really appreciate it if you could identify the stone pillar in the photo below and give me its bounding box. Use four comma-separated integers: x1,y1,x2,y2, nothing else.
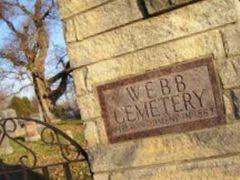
58,0,240,179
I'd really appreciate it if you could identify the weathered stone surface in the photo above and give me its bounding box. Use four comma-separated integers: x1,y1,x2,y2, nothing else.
90,122,240,172
77,94,101,120
110,154,240,179
219,56,240,89
84,121,99,147
74,30,225,96
64,19,77,42
66,0,143,41
93,173,109,180
73,67,91,97
144,0,170,14
237,0,240,21
68,0,236,66
96,119,108,144
58,0,109,19
231,89,240,119
172,0,194,6
223,93,234,121
221,25,240,57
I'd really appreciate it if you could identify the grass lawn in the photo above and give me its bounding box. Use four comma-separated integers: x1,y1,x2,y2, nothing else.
0,119,92,180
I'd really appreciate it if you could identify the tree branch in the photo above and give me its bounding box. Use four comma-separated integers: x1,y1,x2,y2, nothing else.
41,0,54,20
2,1,34,19
0,51,26,67
49,74,69,104
5,83,33,98
15,0,34,18
0,16,24,38
47,62,79,85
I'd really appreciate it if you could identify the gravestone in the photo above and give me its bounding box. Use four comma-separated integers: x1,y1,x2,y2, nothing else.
0,133,13,155
30,113,45,132
24,122,40,142
97,57,225,143
0,109,17,119
30,113,44,122
0,109,21,138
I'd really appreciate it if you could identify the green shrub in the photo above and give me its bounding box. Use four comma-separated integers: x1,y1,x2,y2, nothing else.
9,96,34,117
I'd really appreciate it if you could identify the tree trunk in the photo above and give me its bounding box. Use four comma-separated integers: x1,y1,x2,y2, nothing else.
32,74,57,123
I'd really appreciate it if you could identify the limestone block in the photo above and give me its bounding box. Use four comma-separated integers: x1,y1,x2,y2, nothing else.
110,154,240,180
74,30,225,96
231,89,240,119
236,0,240,21
68,0,143,41
223,92,235,121
73,67,91,97
58,0,109,19
96,119,108,144
219,55,240,89
90,122,240,172
64,19,76,42
84,121,99,147
221,25,240,57
144,0,170,14
77,93,101,120
68,0,236,66
93,173,109,180
172,0,194,6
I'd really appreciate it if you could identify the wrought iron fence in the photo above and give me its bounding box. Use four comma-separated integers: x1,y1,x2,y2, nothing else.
0,117,93,180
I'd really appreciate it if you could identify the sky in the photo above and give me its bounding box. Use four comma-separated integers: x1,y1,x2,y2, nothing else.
0,0,67,99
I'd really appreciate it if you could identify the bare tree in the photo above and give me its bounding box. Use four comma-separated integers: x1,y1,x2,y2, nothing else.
0,0,76,122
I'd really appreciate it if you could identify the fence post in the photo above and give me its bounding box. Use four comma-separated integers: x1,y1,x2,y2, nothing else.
42,167,50,180
63,163,72,180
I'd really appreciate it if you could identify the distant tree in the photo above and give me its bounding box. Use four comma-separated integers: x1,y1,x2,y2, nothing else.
53,105,64,118
22,97,32,111
0,0,75,122
9,96,22,116
9,96,33,117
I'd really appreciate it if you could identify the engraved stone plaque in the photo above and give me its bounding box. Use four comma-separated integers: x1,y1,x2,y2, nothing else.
97,57,225,143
